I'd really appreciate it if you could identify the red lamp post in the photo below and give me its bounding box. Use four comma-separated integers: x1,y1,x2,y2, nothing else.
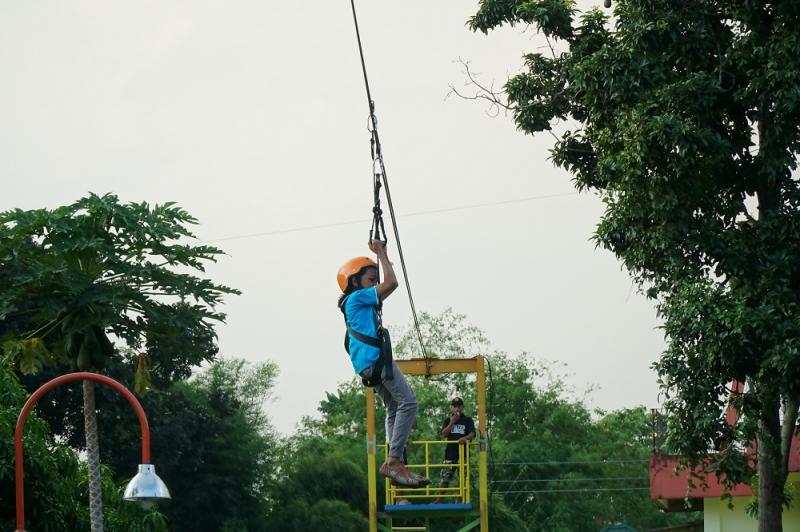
14,372,165,532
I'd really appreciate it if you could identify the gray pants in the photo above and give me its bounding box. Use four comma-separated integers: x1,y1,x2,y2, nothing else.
362,361,418,460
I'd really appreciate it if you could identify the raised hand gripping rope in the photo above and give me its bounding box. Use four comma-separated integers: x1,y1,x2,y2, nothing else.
349,0,429,368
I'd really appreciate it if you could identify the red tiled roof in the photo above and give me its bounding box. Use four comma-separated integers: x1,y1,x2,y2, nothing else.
649,435,800,510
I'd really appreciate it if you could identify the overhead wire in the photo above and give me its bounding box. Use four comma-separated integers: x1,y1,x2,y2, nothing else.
201,191,578,244
493,476,649,484
494,459,648,466
494,457,649,508
496,487,650,495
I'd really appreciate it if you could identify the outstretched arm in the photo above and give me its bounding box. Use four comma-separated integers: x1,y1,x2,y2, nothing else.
369,239,398,301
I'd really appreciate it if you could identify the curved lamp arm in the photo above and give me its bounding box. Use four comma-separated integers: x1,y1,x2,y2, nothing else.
14,372,151,532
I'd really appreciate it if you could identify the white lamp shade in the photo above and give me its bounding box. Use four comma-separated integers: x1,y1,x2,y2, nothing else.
124,464,171,507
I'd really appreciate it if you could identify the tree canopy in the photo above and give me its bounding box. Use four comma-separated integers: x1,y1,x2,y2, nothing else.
0,193,239,530
0,192,238,386
145,358,280,532
468,1,800,529
292,309,697,531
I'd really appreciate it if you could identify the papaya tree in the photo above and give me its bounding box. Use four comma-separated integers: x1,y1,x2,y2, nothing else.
0,193,238,531
467,1,800,530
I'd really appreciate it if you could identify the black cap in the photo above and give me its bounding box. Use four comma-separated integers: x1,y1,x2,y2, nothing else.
450,397,464,406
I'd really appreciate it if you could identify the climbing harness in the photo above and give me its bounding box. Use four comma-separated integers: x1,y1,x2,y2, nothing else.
338,291,395,387
349,0,430,372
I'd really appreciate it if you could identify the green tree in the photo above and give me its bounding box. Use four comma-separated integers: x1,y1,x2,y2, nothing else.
479,352,694,531
468,1,800,529
84,357,280,532
264,448,369,532
297,309,694,530
159,358,278,532
0,193,238,530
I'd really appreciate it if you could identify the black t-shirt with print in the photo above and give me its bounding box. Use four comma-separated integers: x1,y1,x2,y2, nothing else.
441,414,475,462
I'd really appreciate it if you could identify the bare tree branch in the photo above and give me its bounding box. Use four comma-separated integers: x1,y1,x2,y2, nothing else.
447,58,515,118
544,34,557,60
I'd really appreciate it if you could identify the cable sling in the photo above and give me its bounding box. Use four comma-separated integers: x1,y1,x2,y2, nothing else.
349,0,429,369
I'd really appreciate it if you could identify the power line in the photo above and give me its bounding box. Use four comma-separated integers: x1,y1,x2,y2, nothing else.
201,191,578,243
496,487,650,495
493,476,649,484
493,459,647,466
493,454,647,512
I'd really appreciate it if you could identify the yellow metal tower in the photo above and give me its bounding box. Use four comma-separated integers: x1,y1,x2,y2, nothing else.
366,357,489,532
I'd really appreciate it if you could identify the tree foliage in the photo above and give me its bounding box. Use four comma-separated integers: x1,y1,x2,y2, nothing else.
293,310,696,530
468,1,800,529
2,302,695,530
0,192,238,386
0,193,238,530
0,359,166,532
88,358,280,532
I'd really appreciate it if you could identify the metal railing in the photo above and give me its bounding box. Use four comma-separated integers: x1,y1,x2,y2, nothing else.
381,440,474,505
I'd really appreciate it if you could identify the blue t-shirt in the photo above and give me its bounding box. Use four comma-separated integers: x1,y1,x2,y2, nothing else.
343,286,381,374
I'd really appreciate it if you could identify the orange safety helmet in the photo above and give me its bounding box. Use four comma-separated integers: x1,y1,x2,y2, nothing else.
337,256,377,292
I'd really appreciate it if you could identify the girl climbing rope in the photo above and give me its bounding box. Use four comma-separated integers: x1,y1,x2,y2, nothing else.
341,0,432,490
337,241,430,488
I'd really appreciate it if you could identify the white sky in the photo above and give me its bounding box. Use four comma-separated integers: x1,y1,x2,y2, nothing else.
0,1,665,434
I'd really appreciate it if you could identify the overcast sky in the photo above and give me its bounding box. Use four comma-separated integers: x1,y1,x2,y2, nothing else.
0,1,665,434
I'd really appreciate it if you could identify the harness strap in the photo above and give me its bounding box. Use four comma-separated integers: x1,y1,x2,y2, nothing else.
340,294,394,385
347,325,381,349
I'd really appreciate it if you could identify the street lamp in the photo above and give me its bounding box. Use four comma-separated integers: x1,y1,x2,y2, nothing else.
124,464,171,509
14,372,171,532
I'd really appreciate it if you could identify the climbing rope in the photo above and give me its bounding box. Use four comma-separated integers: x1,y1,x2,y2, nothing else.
349,0,429,369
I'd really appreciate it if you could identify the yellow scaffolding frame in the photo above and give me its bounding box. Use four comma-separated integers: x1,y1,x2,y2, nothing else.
382,439,471,504
366,357,489,532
